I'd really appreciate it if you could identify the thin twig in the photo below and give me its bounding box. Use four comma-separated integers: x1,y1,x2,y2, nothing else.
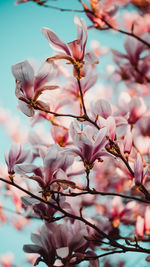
77,78,88,117
50,189,150,204
41,3,84,12
33,103,84,120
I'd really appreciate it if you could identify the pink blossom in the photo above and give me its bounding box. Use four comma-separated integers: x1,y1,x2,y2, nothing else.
4,144,32,178
70,121,109,166
23,220,91,266
123,11,150,36
91,99,116,141
118,95,147,125
112,35,150,85
12,60,58,116
23,223,56,266
81,0,118,29
15,144,74,199
42,16,87,62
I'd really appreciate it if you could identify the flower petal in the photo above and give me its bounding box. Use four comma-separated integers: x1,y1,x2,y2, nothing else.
18,100,34,117
56,247,69,258
12,60,34,98
42,27,71,55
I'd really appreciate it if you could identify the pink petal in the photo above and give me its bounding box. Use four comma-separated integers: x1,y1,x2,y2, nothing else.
106,116,116,141
134,153,143,185
56,247,69,258
12,60,34,98
42,27,71,55
15,163,38,174
34,62,58,92
95,99,112,119
18,100,35,117
123,126,133,154
74,16,87,51
93,127,107,154
145,206,150,234
136,215,144,237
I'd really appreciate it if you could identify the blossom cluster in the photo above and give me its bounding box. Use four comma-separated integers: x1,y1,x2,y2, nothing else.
0,0,150,266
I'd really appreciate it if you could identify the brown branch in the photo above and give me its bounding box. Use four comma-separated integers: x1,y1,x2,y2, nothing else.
102,18,150,49
1,178,150,259
77,78,88,117
33,103,84,120
41,3,84,12
50,189,150,204
78,2,150,48
0,177,120,246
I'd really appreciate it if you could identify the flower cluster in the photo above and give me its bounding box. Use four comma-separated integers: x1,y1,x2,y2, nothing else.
0,1,150,266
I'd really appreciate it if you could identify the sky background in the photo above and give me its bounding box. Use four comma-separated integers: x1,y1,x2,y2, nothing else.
0,0,149,266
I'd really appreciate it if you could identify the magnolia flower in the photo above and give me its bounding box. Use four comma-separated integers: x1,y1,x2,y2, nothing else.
118,94,147,124
15,144,74,200
23,223,56,266
41,17,98,79
112,35,150,85
91,99,116,141
42,16,87,62
4,144,32,178
70,121,109,167
22,195,71,221
24,220,89,266
12,60,58,116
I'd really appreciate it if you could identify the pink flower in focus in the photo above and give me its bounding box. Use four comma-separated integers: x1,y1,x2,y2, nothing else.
91,99,116,141
70,121,109,166
42,16,87,62
12,60,58,116
4,144,32,179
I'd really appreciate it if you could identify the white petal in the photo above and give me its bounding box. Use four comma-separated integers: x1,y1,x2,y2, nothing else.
12,60,34,85
18,100,34,117
56,247,69,258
